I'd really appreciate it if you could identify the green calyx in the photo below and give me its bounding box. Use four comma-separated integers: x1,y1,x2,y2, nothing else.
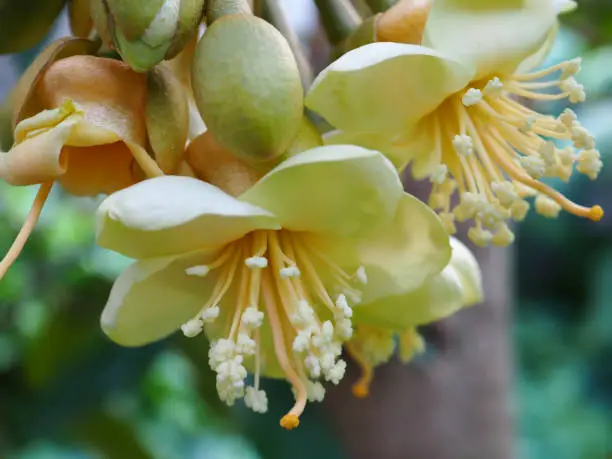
95,0,205,72
191,14,304,164
145,65,190,173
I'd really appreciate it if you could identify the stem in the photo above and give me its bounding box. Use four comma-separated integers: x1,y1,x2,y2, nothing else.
127,143,164,178
313,0,362,46
0,182,53,280
364,0,397,13
262,0,314,89
207,0,252,24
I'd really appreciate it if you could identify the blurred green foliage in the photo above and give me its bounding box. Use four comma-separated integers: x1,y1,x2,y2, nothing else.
1,2,612,459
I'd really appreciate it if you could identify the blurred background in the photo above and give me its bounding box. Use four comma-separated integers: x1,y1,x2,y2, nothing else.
1,1,611,458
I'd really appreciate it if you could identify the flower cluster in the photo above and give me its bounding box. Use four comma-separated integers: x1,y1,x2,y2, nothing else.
0,0,599,429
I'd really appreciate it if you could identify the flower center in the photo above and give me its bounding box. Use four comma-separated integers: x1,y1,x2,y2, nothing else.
425,57,602,247
179,230,365,429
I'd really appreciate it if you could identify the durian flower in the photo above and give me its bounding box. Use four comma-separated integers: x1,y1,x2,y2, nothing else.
306,0,602,247
347,237,482,397
95,145,452,429
0,53,187,280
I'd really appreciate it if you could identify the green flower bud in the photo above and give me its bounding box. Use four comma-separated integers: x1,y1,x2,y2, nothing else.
92,0,206,72
146,65,190,173
191,14,303,163
0,0,65,54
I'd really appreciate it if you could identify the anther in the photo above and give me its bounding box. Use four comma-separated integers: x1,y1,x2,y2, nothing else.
185,265,210,277
181,319,203,338
355,266,368,285
520,156,546,179
462,88,483,106
280,414,300,430
539,141,556,166
201,306,220,323
535,194,562,218
429,164,448,184
245,256,268,269
560,58,582,80
588,205,604,222
483,77,503,98
452,134,474,156
280,266,301,279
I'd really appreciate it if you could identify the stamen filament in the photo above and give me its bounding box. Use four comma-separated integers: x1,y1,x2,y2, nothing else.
261,269,307,430
484,127,601,221
346,342,373,399
127,144,165,178
0,181,53,280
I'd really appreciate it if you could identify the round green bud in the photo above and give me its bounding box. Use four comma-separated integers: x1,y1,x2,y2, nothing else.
191,14,304,163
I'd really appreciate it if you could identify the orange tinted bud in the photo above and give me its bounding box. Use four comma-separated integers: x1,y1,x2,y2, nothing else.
376,0,432,44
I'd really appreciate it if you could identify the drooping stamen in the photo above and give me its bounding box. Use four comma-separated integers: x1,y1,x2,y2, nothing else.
346,342,374,399
261,268,307,430
426,57,602,246
0,182,53,280
182,230,362,426
127,144,165,178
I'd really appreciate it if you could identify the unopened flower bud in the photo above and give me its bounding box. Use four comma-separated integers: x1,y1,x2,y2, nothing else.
191,14,303,164
92,0,206,72
376,0,432,45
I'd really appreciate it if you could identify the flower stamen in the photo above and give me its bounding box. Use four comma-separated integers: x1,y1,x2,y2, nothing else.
428,58,602,245
0,181,53,280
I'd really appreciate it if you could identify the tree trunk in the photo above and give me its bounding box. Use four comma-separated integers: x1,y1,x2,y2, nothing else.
324,183,514,459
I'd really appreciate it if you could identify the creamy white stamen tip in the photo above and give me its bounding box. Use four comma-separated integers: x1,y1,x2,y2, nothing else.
468,225,493,248
535,195,562,218
185,265,210,277
559,108,578,128
520,156,546,179
561,58,582,80
429,164,448,185
355,266,368,285
325,359,347,385
539,141,557,166
491,181,518,208
462,88,483,106
280,266,301,279
181,318,203,338
484,77,503,97
245,256,268,269
241,306,264,329
560,77,586,103
304,354,321,378
453,134,474,156
306,381,326,402
492,223,515,247
244,387,268,413
201,305,220,323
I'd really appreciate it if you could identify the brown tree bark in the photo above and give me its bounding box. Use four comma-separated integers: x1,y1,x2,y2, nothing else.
324,184,514,459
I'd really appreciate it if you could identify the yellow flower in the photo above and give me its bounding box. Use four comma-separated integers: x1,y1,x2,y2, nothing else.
0,53,187,280
306,0,602,247
347,237,482,397
95,145,451,429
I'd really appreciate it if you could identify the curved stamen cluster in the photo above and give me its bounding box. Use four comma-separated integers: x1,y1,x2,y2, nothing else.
179,230,365,429
427,57,602,247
